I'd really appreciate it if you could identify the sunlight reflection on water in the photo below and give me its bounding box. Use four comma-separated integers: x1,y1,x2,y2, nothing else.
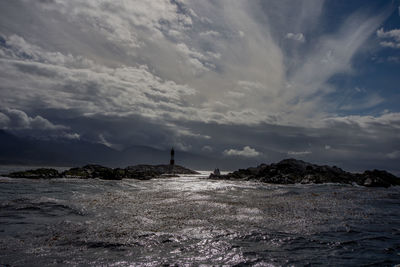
0,172,400,266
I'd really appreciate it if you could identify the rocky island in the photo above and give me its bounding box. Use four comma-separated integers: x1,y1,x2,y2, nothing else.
2,148,200,180
4,164,199,180
209,159,400,188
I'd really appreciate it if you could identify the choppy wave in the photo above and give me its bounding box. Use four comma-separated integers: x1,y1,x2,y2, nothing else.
1,171,400,266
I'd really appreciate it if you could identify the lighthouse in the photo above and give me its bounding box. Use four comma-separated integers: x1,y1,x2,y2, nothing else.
170,147,175,166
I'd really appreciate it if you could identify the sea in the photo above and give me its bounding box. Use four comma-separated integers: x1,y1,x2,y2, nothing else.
1,166,400,266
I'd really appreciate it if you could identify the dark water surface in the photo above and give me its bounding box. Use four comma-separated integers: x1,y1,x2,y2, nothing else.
1,170,400,266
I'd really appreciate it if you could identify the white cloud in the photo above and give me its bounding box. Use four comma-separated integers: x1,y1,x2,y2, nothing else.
201,145,213,152
175,142,192,151
339,93,384,111
175,127,211,139
175,43,217,74
387,151,400,159
377,28,400,49
287,151,311,156
227,91,246,99
223,146,261,157
0,34,200,123
387,56,400,63
199,30,220,37
377,28,400,40
63,132,80,140
379,41,400,49
285,32,306,43
45,0,192,49
319,112,400,129
0,112,10,128
99,133,114,148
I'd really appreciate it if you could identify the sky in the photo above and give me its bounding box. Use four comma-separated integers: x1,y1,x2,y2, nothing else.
0,0,400,173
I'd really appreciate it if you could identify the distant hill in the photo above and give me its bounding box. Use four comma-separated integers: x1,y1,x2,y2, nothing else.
0,129,117,166
0,130,225,170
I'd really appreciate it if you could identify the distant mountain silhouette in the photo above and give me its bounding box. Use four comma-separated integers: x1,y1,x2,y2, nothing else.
0,129,117,166
0,130,225,169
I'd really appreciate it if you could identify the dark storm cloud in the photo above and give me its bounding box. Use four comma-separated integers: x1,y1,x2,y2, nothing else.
0,108,66,130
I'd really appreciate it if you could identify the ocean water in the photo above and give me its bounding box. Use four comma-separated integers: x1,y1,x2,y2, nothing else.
1,169,400,266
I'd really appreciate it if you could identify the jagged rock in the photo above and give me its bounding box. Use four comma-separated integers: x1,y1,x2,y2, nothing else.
61,164,120,180
125,164,199,175
210,159,400,187
123,166,159,180
7,168,60,179
358,170,400,188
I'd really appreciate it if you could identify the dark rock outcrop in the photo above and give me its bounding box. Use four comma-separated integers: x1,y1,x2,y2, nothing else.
4,164,198,180
126,164,198,174
121,164,198,180
209,159,400,187
359,169,400,187
62,165,120,180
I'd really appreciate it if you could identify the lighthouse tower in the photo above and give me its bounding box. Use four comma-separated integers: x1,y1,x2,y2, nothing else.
170,147,175,166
